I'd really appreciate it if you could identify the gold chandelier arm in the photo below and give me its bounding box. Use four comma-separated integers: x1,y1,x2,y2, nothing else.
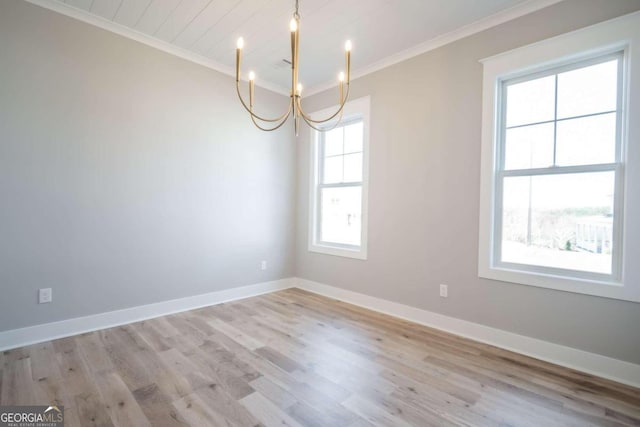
298,99,345,132
235,0,353,135
250,111,292,132
236,81,293,123
296,83,351,124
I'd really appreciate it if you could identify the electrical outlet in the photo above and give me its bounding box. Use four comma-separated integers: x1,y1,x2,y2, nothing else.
39,288,52,304
439,284,448,298
261,260,267,270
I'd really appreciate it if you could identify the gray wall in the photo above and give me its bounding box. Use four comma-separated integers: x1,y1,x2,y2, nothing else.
0,0,295,332
2,0,639,365
296,0,640,364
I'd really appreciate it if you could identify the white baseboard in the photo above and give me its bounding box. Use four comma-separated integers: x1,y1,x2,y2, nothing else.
0,278,295,352
2,276,637,389
295,278,640,389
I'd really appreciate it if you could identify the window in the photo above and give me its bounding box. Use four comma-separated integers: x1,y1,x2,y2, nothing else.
309,96,370,259
497,54,623,280
479,12,640,302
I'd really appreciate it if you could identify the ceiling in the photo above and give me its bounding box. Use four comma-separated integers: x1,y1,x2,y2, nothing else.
33,0,561,94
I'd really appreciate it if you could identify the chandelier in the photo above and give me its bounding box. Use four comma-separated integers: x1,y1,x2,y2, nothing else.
235,0,352,135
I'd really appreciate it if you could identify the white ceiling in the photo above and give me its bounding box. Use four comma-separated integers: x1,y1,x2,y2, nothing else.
33,0,561,93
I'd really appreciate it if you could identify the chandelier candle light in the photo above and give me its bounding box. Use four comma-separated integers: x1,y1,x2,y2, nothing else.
235,0,352,135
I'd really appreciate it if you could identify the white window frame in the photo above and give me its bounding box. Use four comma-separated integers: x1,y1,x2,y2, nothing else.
479,12,640,302
308,96,370,260
495,52,625,282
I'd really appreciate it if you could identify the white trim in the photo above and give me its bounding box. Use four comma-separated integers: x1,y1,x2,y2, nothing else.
308,96,370,260
0,278,294,352
307,243,367,260
478,11,640,302
305,0,565,96
295,278,640,389
479,11,639,64
2,276,638,388
22,0,561,98
22,0,289,96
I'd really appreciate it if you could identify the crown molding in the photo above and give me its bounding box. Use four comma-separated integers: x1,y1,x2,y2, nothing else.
305,0,565,96
22,0,290,96
23,0,563,98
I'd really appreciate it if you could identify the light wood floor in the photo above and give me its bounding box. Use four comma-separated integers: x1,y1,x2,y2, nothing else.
1,288,639,426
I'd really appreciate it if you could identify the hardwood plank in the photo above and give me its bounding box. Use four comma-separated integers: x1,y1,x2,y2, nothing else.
27,342,58,381
189,350,256,400
172,393,230,427
98,329,154,392
291,369,352,403
4,288,638,426
255,346,305,373
195,378,262,427
241,391,304,427
207,317,266,350
341,394,413,427
286,400,350,427
93,372,151,427
55,348,94,396
132,383,190,427
1,357,35,405
249,376,298,409
74,391,115,427
137,348,192,401
75,333,115,375
130,321,173,352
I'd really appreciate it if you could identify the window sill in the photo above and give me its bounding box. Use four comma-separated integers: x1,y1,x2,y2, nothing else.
308,243,367,260
478,264,639,302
